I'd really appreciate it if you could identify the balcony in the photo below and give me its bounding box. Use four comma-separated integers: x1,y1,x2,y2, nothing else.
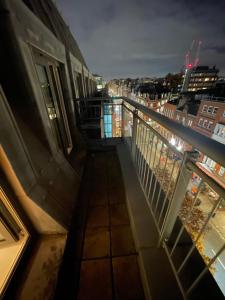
54,96,225,300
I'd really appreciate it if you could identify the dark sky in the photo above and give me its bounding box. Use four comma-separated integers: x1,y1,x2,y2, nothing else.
56,0,225,79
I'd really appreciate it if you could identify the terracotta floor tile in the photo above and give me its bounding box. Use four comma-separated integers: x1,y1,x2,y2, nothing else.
89,190,108,206
108,188,126,204
52,150,147,300
87,206,109,227
112,255,145,300
83,227,110,259
108,178,123,189
110,204,130,225
78,259,112,300
111,225,136,256
90,176,107,190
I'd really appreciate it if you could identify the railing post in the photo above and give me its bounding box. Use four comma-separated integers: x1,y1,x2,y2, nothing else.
121,102,125,139
101,101,105,139
131,109,138,159
158,151,199,246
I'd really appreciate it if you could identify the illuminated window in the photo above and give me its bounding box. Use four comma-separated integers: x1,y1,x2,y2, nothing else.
221,127,225,138
207,121,213,129
219,166,225,176
203,120,208,128
198,118,203,126
188,120,193,127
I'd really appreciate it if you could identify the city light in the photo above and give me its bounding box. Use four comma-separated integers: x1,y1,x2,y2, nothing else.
169,137,176,146
176,144,182,151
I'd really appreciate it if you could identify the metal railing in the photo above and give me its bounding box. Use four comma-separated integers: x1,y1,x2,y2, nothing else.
76,96,225,299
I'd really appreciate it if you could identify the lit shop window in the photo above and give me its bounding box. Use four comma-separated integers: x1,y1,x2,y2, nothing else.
220,127,225,138
219,166,225,176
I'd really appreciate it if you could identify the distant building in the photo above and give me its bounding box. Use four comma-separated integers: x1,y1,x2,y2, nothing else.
193,99,225,177
162,97,225,180
182,66,219,92
193,100,225,140
94,74,105,91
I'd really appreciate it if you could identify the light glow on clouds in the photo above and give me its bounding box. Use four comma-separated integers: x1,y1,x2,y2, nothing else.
56,0,225,79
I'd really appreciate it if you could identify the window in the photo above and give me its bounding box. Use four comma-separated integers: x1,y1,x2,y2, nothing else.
188,120,193,127
220,127,225,138
212,107,218,115
198,118,203,127
223,110,225,118
207,121,213,129
207,106,213,114
202,105,207,113
0,184,29,296
34,51,73,154
219,166,225,176
203,120,208,128
215,125,220,135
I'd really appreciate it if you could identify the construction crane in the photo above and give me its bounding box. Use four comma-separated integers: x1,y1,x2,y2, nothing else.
181,40,202,92
184,40,202,69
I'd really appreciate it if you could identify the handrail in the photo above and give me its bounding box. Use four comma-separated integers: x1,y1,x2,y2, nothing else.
120,97,225,168
75,96,225,167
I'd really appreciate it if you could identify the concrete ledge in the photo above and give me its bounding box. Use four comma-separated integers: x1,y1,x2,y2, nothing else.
117,142,183,300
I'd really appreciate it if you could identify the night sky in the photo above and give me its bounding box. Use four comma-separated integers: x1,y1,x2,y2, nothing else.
56,0,225,79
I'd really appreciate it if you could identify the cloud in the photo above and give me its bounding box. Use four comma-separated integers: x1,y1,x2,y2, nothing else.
56,0,225,78
206,45,225,55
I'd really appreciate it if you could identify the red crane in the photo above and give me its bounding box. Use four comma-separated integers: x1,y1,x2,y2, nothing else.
184,40,202,70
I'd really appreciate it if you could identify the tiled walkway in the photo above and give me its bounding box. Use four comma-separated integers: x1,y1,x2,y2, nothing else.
76,149,145,300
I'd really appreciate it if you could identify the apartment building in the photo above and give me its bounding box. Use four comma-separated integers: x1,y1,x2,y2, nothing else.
193,100,225,177
193,100,225,137
0,0,96,297
186,66,219,92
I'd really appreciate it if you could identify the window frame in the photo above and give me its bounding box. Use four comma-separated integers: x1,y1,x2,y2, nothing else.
198,118,203,127
202,105,207,113
207,106,213,114
33,49,73,155
212,107,219,115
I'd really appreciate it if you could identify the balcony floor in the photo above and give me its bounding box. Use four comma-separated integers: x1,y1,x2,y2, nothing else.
55,146,145,300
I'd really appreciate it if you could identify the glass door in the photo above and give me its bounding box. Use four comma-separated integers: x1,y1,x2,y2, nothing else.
35,64,64,151
0,187,29,295
34,51,73,155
